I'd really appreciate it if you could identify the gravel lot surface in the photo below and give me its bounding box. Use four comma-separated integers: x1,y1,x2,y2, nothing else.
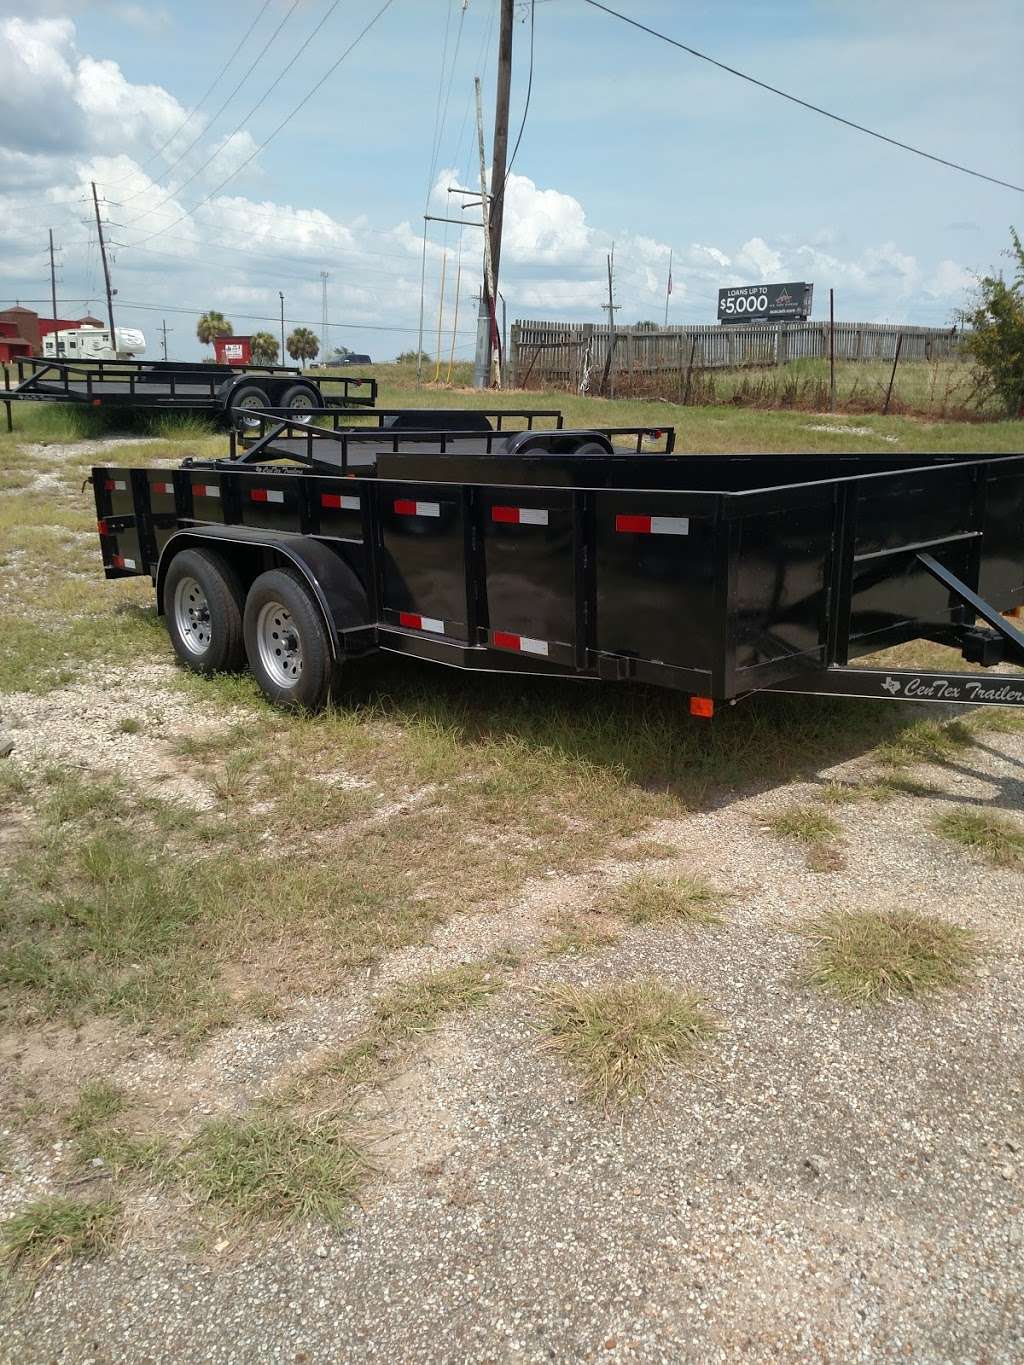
2,437,1024,1363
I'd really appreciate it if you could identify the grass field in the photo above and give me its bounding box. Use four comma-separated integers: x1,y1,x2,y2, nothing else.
2,364,1024,1358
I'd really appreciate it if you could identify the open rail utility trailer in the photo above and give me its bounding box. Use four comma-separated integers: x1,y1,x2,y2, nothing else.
3,356,377,430
91,418,1024,714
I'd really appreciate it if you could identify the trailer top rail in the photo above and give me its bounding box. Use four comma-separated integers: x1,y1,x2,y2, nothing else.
221,413,675,472
2,356,377,426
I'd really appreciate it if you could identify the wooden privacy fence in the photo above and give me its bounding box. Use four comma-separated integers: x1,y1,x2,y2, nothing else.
509,319,962,390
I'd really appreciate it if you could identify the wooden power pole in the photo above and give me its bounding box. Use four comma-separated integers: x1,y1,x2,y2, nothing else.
473,0,513,388
91,181,117,340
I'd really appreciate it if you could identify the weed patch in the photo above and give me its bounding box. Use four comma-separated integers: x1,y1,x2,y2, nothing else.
934,809,1024,868
540,979,718,1107
0,1196,120,1273
877,719,975,768
797,909,978,1003
182,1116,370,1224
606,872,724,926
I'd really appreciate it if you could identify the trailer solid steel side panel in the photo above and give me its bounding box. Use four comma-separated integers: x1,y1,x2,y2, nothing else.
91,448,1024,707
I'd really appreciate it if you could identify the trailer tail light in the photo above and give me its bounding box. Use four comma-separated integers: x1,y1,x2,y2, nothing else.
151,481,174,495
394,499,440,517
491,631,549,657
491,505,549,526
398,612,445,634
250,488,285,504
192,483,220,498
111,553,137,571
104,479,127,492
320,493,361,511
689,695,714,719
615,514,690,536
96,519,109,535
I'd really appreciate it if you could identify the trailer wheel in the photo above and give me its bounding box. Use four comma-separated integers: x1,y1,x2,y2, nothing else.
279,383,320,423
244,568,335,710
229,384,271,430
165,548,245,675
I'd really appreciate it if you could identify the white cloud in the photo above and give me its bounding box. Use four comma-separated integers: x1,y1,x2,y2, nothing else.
0,16,984,355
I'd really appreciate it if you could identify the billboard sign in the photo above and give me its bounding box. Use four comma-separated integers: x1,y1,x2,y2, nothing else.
717,281,813,324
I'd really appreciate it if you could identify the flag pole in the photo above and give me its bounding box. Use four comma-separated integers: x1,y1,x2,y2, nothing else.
664,248,673,327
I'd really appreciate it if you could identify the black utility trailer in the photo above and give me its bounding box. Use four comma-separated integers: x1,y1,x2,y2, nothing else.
3,356,377,431
91,420,1024,714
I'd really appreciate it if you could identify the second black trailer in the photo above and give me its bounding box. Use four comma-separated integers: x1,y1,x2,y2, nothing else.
91,422,1024,714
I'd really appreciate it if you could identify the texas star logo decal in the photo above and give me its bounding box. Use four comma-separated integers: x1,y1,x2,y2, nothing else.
882,676,902,695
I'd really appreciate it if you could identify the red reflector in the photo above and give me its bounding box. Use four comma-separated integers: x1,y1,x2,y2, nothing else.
652,429,663,438
251,488,268,502
112,554,124,569
492,631,520,650
689,696,715,719
394,498,417,516
97,519,109,535
616,514,652,534
491,505,519,524
399,612,422,629
91,399,102,407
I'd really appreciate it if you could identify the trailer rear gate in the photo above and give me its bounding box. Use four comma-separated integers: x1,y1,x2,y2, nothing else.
93,442,1024,709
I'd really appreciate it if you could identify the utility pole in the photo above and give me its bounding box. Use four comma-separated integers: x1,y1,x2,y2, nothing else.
474,78,500,388
279,291,286,363
663,247,672,327
161,318,173,362
601,243,619,397
48,229,59,333
91,181,116,340
320,270,329,361
488,0,514,308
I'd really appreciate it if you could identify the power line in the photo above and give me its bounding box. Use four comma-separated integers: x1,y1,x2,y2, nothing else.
114,297,479,336
106,0,275,188
583,0,1024,194
119,0,303,209
123,0,398,250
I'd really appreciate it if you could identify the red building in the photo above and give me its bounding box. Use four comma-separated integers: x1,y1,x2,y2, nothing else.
213,335,253,366
0,306,104,362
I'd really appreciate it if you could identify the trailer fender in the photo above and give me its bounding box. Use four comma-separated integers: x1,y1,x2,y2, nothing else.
156,526,371,660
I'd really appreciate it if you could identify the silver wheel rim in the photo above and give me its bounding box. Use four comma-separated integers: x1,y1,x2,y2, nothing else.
289,391,316,425
235,392,268,429
173,575,212,656
256,600,303,687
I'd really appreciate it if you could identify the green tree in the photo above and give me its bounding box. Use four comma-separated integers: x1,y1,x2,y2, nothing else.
396,349,430,364
196,310,233,350
250,330,279,365
959,226,1024,418
286,327,320,363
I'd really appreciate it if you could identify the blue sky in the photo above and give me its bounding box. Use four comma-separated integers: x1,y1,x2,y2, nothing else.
1,0,1021,360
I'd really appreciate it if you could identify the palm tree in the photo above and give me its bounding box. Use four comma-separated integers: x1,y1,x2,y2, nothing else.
286,327,320,364
196,311,233,350
249,330,279,365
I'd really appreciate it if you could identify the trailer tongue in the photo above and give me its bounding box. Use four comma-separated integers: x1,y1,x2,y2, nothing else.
91,420,1024,714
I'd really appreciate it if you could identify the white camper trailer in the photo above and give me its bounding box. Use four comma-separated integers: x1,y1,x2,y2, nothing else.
43,326,146,361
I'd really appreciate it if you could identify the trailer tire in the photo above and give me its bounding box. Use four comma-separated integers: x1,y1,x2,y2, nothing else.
229,384,271,430
279,383,320,422
165,548,246,675
244,568,335,710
